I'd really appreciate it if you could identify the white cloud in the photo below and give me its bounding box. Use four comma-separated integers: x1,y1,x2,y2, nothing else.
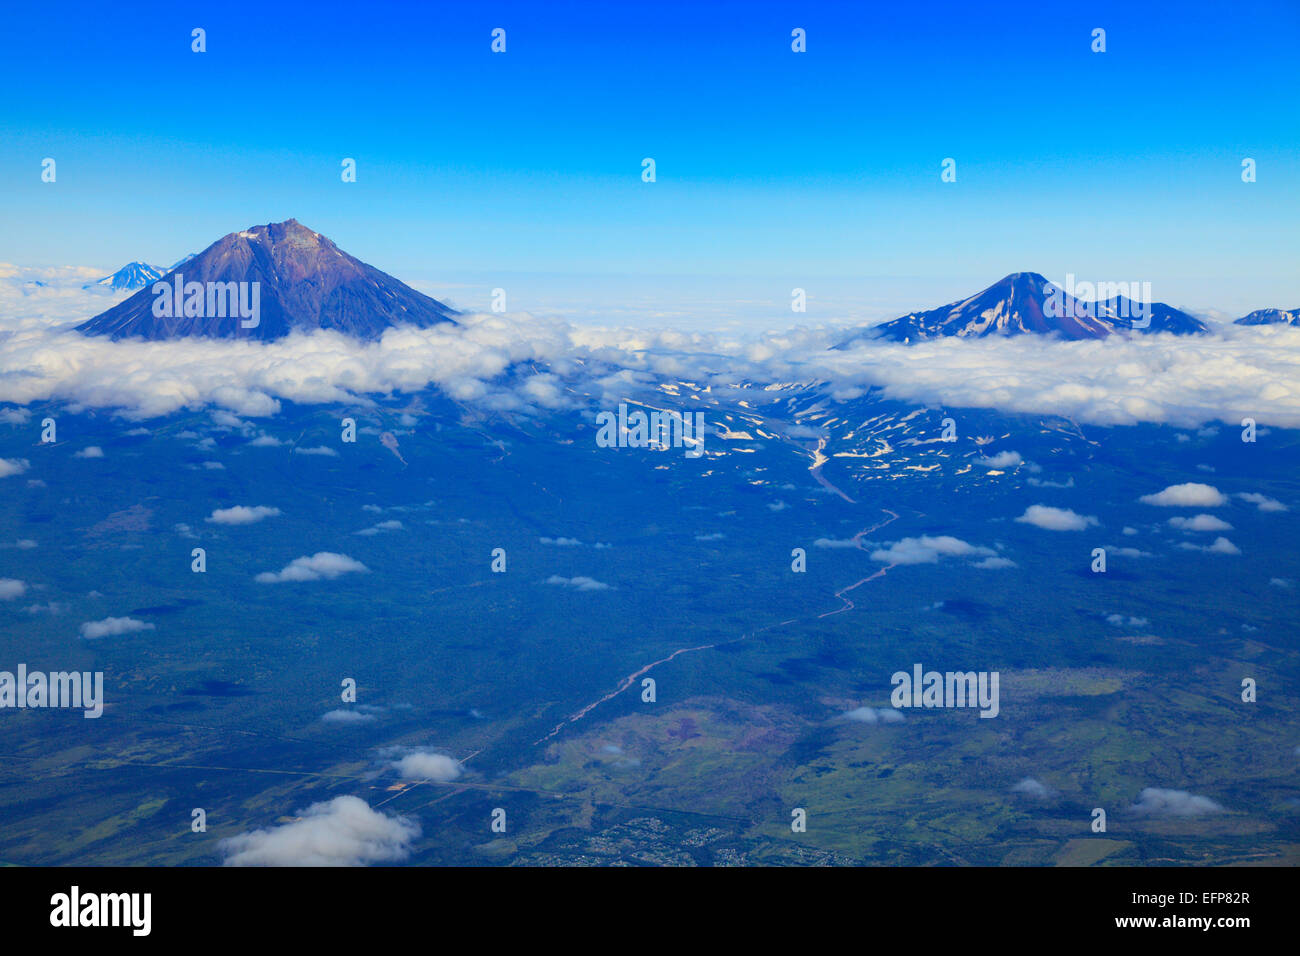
219,795,419,867
321,709,377,724
1106,614,1149,629
5,274,1300,442
972,556,1017,569
869,535,995,565
293,445,339,457
813,537,861,548
842,706,905,724
539,536,583,546
0,578,27,600
1177,536,1241,555
1010,777,1056,799
356,520,403,536
1129,787,1224,816
392,750,462,782
546,575,611,591
975,450,1023,469
79,616,155,639
1236,492,1287,512
0,458,30,478
1169,514,1232,532
74,446,104,459
1139,483,1226,507
207,505,281,525
1015,505,1098,531
255,552,368,583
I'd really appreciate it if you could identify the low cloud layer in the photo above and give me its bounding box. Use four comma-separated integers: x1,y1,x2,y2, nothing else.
5,271,1300,428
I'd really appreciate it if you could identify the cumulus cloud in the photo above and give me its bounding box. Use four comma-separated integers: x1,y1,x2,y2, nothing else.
0,458,30,478
1169,514,1232,532
1139,483,1226,507
392,750,462,782
1129,787,1224,816
74,446,104,459
79,616,155,639
975,450,1023,468
539,536,583,546
1236,492,1287,512
255,552,368,583
1010,777,1056,799
869,535,995,565
842,706,905,724
321,709,377,724
0,578,27,600
207,505,281,525
972,556,1017,569
219,795,419,866
1015,505,1098,531
1177,536,1241,555
546,575,611,591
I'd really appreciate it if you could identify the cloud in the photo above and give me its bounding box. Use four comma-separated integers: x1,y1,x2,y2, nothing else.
321,709,377,724
255,552,369,583
79,616,155,639
1270,577,1293,589
546,575,611,591
7,275,1300,430
971,556,1017,569
0,578,27,600
207,505,281,525
1169,514,1232,532
1177,536,1241,555
293,445,339,457
392,750,462,782
842,706,905,724
73,446,104,458
869,535,995,565
219,795,419,867
1015,505,1098,531
539,536,583,546
0,458,30,478
695,533,725,542
1106,614,1149,629
1010,777,1056,799
975,450,1023,468
1139,483,1226,507
356,520,403,536
813,537,861,548
1129,787,1224,816
1236,492,1287,512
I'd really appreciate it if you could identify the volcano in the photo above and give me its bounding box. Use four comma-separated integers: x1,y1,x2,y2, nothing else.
834,272,1208,347
76,219,458,342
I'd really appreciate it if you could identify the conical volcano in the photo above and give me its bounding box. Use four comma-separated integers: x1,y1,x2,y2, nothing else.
77,219,458,342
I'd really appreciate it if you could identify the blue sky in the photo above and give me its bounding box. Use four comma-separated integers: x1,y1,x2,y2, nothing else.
2,0,1297,324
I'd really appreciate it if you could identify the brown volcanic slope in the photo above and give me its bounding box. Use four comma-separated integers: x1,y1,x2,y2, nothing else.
76,219,458,341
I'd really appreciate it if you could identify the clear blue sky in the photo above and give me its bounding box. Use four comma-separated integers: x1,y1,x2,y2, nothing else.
2,0,1297,322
